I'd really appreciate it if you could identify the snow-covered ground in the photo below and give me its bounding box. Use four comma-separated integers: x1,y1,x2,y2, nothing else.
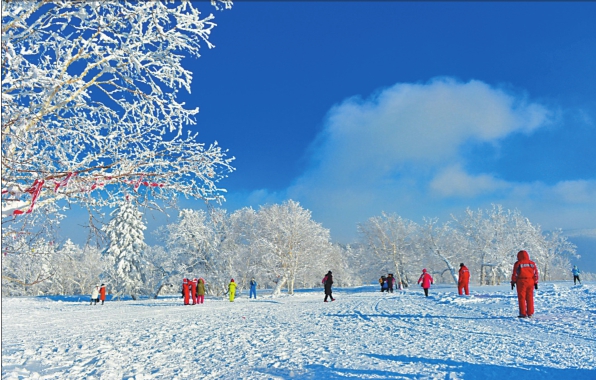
2,282,595,379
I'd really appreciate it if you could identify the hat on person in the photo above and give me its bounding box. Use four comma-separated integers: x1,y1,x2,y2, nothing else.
460,263,464,267
422,268,427,273
231,279,234,282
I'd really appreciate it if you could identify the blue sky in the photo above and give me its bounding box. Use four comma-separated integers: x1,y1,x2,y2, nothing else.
63,2,596,253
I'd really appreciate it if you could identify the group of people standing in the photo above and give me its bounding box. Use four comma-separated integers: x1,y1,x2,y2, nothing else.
379,274,400,293
181,277,258,304
182,277,206,305
90,284,107,305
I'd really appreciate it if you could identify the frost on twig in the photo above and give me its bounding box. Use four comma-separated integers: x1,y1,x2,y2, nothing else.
1,0,235,221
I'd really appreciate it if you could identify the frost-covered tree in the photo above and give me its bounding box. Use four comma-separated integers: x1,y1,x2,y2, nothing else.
158,208,239,295
358,212,419,287
257,200,332,296
416,218,463,284
102,199,147,300
142,244,179,298
41,240,106,296
1,235,56,296
1,0,234,222
450,205,579,284
451,206,521,285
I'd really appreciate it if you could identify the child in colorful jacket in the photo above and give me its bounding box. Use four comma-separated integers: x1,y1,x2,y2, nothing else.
228,279,237,302
417,269,434,297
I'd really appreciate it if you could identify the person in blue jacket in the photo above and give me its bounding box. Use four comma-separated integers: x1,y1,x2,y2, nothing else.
249,278,257,299
572,266,581,285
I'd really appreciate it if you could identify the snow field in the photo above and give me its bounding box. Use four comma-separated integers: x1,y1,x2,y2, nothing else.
2,282,595,379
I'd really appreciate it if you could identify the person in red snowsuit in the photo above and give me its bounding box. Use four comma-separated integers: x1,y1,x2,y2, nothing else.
511,250,539,318
458,263,470,296
417,269,434,297
182,278,190,305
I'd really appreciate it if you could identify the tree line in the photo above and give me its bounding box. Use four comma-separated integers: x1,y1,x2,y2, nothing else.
2,201,585,298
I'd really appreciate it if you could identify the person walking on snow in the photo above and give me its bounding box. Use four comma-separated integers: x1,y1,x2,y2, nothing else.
323,271,335,302
99,283,107,305
417,269,434,297
196,278,206,304
379,276,386,292
572,265,581,285
458,263,470,296
511,250,539,318
249,278,257,299
90,285,100,305
228,279,237,302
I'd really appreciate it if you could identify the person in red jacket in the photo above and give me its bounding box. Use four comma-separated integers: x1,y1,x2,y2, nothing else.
182,278,190,305
417,269,434,297
511,250,539,318
99,283,107,305
458,263,470,296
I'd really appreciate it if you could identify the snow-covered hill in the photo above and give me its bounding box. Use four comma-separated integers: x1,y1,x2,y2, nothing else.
2,282,595,379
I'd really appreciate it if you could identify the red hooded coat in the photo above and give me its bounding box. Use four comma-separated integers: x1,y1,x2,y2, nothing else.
511,250,539,317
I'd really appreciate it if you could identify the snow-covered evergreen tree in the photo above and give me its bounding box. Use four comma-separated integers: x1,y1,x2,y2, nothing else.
102,200,147,300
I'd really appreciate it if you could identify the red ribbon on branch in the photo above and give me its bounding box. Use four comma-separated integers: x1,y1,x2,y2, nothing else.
54,172,77,192
13,179,45,215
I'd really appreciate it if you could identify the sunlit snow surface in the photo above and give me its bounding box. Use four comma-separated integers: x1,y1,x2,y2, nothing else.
2,282,595,379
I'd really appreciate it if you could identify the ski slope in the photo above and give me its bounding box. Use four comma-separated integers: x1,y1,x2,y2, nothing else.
2,282,595,379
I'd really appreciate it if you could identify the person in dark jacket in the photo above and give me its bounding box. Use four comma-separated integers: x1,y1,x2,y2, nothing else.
387,274,395,293
323,271,335,302
379,276,386,292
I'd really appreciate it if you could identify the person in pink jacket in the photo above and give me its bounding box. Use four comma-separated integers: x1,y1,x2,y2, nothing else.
417,269,434,297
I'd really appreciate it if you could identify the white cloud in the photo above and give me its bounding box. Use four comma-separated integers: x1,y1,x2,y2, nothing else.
226,78,595,243
307,77,551,181
551,180,596,204
429,165,509,198
281,78,596,242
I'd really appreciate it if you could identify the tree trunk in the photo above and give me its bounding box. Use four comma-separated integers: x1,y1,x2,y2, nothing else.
288,277,295,295
272,274,287,297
